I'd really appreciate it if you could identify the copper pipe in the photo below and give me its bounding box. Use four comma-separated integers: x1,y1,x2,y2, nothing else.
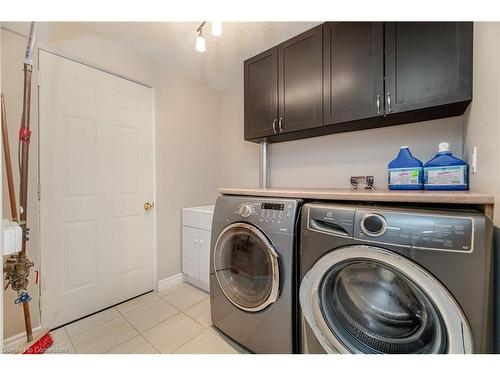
17,22,36,342
1,94,18,222
19,65,32,258
18,63,33,343
22,299,33,341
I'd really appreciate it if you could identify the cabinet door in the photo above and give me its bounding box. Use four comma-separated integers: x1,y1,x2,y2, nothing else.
278,25,323,134
182,226,199,279
323,22,384,124
198,230,211,286
244,47,279,140
385,22,473,114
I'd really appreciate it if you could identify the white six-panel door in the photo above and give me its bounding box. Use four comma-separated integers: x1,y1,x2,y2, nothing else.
39,50,154,329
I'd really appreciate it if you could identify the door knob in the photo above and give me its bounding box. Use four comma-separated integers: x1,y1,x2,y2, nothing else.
144,202,154,211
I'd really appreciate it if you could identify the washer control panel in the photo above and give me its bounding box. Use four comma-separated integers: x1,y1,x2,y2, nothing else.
360,213,387,237
305,204,476,253
355,210,474,252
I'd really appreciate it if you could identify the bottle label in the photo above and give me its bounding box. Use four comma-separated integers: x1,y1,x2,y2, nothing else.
389,168,421,186
425,165,467,186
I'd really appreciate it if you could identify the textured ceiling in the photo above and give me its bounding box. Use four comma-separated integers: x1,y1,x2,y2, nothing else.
79,22,320,91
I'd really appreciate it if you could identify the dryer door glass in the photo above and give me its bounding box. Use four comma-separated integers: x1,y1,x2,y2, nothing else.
320,260,446,353
214,223,280,312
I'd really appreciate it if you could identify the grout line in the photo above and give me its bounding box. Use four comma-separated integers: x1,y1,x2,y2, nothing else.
77,316,139,354
63,307,121,339
138,312,187,354
156,283,190,298
139,330,163,354
122,302,181,335
112,298,189,354
139,310,182,335
61,290,160,345
105,305,149,354
63,326,78,354
136,300,207,354
168,308,211,353
118,294,170,317
115,292,159,315
55,289,211,354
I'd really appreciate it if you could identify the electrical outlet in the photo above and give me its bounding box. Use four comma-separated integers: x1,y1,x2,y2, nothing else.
471,147,477,173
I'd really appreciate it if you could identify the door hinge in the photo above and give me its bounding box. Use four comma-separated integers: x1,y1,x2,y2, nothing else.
37,69,41,87
37,183,41,201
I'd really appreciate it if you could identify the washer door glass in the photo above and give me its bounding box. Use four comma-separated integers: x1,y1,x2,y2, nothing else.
214,223,280,312
320,260,445,353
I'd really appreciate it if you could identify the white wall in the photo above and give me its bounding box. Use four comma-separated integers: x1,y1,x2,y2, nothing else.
1,23,221,339
463,22,500,226
219,76,464,190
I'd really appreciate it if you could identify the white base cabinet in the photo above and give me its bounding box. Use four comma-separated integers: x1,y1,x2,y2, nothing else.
182,205,214,292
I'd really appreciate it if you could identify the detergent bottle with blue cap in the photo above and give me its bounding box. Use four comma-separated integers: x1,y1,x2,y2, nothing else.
424,142,468,190
388,146,424,190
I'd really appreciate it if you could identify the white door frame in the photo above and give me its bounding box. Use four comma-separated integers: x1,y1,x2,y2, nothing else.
37,48,159,326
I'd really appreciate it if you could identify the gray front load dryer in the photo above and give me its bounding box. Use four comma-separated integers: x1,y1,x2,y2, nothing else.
299,203,494,354
210,195,301,354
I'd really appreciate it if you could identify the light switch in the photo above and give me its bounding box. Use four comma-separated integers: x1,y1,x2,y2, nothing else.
471,147,477,174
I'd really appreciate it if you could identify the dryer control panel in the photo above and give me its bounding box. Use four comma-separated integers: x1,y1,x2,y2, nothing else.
214,196,301,234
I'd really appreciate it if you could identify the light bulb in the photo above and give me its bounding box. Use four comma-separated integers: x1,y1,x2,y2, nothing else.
196,35,206,52
212,21,222,36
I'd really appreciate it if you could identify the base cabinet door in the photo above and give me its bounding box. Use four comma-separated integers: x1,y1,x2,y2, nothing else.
323,22,384,124
244,47,279,140
198,230,211,286
384,22,473,114
182,226,200,279
278,25,323,134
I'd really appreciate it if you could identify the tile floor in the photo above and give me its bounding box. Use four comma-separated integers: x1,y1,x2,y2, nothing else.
46,283,248,354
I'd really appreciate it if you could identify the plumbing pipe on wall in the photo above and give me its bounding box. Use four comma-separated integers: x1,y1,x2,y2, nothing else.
259,140,270,188
2,21,36,343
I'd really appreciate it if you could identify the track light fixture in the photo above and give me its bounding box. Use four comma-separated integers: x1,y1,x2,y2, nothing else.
196,22,206,53
195,21,222,52
212,21,222,36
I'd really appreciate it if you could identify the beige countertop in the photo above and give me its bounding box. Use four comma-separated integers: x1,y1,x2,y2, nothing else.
219,187,495,205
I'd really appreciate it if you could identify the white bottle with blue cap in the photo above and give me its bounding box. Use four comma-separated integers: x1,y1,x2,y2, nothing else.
424,142,468,190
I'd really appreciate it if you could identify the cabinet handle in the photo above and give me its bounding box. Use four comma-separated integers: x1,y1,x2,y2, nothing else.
376,95,381,115
199,240,204,244
272,118,277,134
278,117,283,133
194,239,199,246
387,92,392,113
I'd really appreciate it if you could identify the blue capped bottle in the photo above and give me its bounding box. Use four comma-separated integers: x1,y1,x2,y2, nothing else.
388,146,424,190
424,142,468,190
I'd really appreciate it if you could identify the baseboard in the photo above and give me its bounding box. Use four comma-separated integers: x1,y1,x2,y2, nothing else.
183,275,209,293
3,325,43,349
158,273,184,293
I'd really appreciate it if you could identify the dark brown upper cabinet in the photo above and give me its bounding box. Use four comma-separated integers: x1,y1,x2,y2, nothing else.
384,22,473,114
244,22,473,143
278,25,323,134
244,47,278,140
323,22,384,125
